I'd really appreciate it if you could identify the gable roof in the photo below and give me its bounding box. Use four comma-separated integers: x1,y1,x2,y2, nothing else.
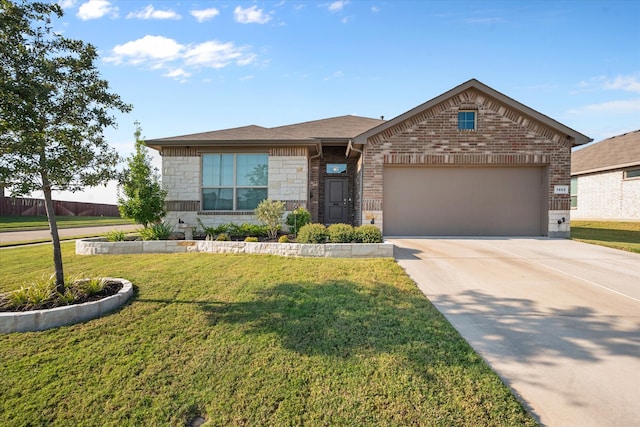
571,130,640,175
145,115,384,151
354,79,592,147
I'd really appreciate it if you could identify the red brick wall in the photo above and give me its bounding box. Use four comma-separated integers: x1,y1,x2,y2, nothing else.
361,88,573,213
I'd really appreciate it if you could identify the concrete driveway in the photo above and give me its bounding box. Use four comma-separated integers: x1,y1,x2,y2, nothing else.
388,237,640,427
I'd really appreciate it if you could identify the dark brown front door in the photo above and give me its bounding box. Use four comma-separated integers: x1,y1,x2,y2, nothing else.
325,177,348,224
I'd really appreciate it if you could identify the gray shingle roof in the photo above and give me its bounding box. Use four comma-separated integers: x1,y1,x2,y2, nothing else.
145,115,385,148
271,115,385,139
571,130,640,175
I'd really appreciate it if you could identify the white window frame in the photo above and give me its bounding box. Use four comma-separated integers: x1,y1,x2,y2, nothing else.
458,110,477,131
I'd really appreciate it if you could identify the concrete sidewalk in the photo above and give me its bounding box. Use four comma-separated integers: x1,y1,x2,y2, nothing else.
0,224,138,245
390,237,640,427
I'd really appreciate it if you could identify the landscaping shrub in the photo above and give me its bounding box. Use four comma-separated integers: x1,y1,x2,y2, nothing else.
278,235,290,243
105,229,126,242
216,233,231,241
355,224,383,243
229,223,268,238
197,219,228,240
328,223,356,243
139,222,173,240
244,236,259,242
297,223,328,243
286,207,311,235
0,275,116,312
254,199,285,240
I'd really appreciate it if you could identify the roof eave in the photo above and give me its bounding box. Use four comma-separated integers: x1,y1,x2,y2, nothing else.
572,160,640,176
145,138,317,151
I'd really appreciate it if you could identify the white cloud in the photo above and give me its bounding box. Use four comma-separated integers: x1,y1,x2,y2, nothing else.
164,68,191,83
567,98,640,115
58,0,77,8
77,0,118,20
127,5,181,20
190,8,220,23
184,41,251,69
106,35,256,80
328,1,349,13
234,5,272,24
107,35,184,65
371,6,381,13
603,75,640,94
576,74,640,94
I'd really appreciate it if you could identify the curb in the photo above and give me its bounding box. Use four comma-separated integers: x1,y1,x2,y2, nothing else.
0,278,133,334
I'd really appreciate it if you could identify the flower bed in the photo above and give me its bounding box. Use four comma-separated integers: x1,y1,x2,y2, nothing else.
0,278,133,334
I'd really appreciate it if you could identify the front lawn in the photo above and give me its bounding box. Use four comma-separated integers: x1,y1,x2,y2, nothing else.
0,244,536,426
571,220,640,253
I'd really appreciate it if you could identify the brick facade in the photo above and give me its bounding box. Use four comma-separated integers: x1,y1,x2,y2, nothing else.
360,88,573,237
573,170,640,220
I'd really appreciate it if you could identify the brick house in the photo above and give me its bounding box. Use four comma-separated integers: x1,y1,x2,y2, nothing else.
146,79,591,237
571,130,640,220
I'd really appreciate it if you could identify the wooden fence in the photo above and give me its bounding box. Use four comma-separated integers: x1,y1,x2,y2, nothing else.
0,196,120,217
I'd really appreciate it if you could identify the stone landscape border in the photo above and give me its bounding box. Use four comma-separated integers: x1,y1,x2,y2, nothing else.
75,238,394,258
0,279,133,334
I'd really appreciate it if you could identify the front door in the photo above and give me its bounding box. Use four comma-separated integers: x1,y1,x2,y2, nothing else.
324,177,348,224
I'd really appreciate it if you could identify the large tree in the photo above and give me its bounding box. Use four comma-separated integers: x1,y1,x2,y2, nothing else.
0,0,131,292
118,122,167,228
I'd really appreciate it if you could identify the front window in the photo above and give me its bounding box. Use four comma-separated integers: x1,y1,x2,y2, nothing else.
570,177,578,208
624,168,640,179
202,153,268,210
458,111,476,130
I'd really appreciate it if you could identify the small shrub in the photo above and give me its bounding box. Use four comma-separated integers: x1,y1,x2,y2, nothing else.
286,207,311,235
0,275,120,312
74,277,108,296
254,199,285,240
216,233,231,241
297,223,328,244
105,229,126,242
327,223,356,243
244,236,259,242
278,235,290,243
140,222,173,240
355,224,383,243
197,219,228,240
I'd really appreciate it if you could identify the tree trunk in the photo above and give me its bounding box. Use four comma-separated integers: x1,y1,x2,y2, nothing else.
42,182,65,294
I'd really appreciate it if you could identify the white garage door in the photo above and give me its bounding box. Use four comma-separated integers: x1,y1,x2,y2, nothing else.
383,167,546,236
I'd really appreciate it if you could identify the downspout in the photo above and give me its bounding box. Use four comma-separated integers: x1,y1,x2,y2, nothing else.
347,139,365,226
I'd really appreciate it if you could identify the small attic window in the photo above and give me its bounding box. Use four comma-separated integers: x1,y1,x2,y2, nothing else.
458,111,476,130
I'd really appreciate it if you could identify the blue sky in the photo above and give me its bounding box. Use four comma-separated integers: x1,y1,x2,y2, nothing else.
38,0,640,203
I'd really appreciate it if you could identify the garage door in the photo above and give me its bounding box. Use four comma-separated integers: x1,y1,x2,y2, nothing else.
383,167,546,236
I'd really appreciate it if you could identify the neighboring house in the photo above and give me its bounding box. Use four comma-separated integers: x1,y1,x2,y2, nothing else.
571,130,640,220
146,79,591,238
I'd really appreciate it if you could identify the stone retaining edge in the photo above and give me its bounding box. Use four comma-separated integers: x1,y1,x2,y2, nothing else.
0,279,133,334
75,239,394,258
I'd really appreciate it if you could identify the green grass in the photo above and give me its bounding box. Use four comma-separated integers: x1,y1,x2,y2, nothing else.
0,215,132,232
571,220,640,253
0,244,537,426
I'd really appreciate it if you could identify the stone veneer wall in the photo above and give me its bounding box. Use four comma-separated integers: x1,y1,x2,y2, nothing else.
360,88,573,237
572,170,640,220
76,238,394,258
160,147,309,228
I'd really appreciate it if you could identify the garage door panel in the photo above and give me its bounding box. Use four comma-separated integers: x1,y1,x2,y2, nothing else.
384,167,544,236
